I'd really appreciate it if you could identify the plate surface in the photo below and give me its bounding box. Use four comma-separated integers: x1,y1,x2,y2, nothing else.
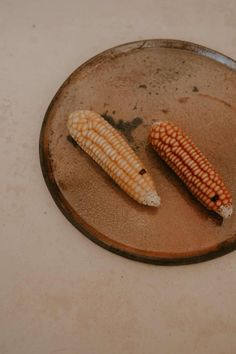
40,39,236,265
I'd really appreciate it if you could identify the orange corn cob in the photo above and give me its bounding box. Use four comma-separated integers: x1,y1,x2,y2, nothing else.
149,121,233,218
67,110,160,207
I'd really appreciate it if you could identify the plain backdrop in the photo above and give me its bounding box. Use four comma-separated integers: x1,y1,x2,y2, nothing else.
1,1,236,353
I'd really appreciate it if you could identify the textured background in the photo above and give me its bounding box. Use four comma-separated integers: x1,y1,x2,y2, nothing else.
1,1,236,353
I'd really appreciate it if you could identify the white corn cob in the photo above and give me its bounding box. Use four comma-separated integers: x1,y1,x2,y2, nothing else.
67,110,160,207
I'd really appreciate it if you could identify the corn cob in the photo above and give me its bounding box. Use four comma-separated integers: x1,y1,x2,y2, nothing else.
67,110,160,207
149,121,233,218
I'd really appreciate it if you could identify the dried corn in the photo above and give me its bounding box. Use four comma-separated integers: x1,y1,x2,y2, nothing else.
149,121,233,218
67,110,160,207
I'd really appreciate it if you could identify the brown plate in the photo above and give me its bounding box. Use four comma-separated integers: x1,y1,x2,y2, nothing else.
39,39,236,265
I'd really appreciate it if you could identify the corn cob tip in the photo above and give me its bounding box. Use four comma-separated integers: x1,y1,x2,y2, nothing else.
67,110,96,129
218,204,233,219
151,121,162,130
142,191,161,207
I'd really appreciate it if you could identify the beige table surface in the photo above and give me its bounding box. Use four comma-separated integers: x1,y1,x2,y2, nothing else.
1,1,236,353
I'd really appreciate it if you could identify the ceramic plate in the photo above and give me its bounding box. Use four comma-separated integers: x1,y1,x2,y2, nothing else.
40,39,236,264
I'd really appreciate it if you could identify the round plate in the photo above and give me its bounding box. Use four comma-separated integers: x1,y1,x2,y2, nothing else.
40,39,236,265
